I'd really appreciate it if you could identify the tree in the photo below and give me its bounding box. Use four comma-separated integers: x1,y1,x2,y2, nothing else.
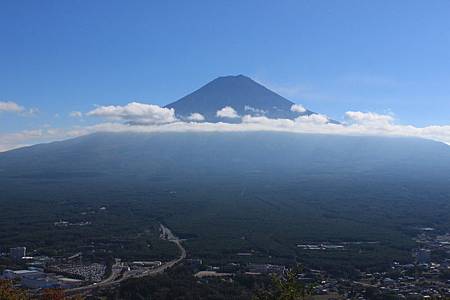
0,280,29,300
253,267,312,300
40,289,65,300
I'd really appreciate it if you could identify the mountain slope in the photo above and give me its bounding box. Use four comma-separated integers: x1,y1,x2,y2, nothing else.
1,132,449,180
165,75,312,121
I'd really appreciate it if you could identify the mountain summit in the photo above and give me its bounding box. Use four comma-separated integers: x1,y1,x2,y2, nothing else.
165,75,312,122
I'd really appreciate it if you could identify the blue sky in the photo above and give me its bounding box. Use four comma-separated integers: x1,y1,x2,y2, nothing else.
1,0,450,149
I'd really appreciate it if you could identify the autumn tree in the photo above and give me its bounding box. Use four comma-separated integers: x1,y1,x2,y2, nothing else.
253,267,313,300
40,289,66,300
0,280,29,300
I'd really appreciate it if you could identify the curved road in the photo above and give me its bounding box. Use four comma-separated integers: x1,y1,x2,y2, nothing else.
66,223,186,295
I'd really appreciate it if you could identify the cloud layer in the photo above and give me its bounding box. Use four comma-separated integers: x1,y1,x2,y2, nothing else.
1,102,450,152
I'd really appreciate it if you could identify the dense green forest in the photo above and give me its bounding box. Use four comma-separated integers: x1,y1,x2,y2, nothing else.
1,132,450,276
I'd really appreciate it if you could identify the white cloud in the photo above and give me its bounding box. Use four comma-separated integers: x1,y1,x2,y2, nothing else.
69,111,83,118
0,128,81,152
216,106,239,119
82,116,449,146
244,105,266,115
0,101,39,116
187,113,205,122
76,114,450,148
242,115,295,127
0,101,24,113
296,113,329,124
87,102,177,125
290,104,307,113
345,111,394,125
2,116,450,153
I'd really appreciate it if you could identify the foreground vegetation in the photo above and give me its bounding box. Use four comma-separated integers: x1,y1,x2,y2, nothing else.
106,265,313,300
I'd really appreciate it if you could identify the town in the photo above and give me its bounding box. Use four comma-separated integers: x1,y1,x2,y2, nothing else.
3,226,450,299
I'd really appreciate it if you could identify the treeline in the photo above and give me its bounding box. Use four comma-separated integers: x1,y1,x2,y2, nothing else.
104,265,315,300
107,265,260,300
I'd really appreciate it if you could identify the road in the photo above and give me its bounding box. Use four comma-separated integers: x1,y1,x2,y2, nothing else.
128,224,186,278
66,223,186,295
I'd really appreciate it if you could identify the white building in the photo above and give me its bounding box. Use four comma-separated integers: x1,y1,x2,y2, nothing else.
2,269,40,280
9,247,26,260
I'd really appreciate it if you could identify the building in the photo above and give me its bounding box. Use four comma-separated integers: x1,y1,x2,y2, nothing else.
54,220,69,227
22,274,83,289
2,269,40,280
21,273,59,289
56,277,83,289
248,264,286,275
223,262,240,273
9,247,26,260
186,259,203,267
2,269,83,289
131,261,162,267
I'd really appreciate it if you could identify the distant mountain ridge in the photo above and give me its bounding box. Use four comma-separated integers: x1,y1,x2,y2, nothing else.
165,75,313,122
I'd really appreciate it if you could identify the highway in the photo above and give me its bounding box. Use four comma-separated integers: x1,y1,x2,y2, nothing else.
66,223,186,296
